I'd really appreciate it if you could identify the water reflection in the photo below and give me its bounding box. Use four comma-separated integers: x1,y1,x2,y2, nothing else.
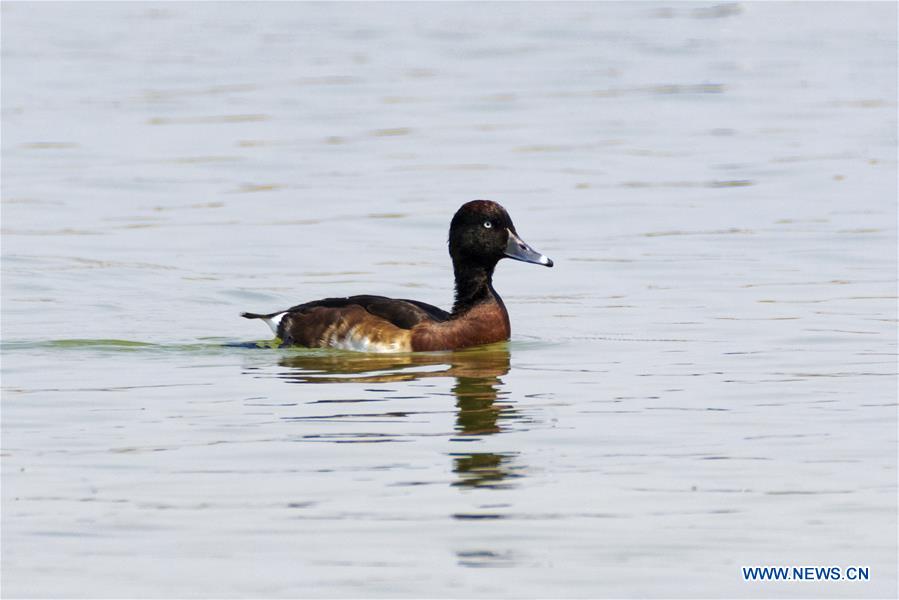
271,344,524,488
452,451,523,489
448,348,511,437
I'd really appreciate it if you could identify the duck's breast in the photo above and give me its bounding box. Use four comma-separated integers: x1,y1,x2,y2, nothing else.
411,301,510,351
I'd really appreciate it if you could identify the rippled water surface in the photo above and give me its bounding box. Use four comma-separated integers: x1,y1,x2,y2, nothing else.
2,2,897,598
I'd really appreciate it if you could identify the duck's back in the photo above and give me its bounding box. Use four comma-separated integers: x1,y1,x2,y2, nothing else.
243,295,451,353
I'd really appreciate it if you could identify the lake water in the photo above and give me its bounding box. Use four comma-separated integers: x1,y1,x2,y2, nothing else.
1,2,896,598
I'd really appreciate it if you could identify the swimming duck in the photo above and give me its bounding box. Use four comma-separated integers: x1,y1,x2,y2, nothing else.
242,200,553,352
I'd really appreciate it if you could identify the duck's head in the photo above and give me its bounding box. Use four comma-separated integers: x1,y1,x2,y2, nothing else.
448,200,553,269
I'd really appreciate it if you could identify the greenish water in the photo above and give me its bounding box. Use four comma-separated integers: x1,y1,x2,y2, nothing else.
2,2,897,598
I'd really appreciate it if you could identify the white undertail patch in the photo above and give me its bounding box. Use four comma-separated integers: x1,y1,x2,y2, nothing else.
261,312,286,336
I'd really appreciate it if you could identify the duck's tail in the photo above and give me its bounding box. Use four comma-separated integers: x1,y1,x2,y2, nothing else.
241,312,267,319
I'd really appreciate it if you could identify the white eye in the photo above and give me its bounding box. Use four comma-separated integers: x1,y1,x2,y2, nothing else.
483,221,493,229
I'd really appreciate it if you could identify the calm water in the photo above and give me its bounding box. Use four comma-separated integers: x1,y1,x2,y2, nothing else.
2,2,896,598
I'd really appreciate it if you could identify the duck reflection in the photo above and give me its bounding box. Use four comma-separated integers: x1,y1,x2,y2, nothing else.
272,343,523,488
451,451,523,489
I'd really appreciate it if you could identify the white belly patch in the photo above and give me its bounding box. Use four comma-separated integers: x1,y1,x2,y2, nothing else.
328,326,410,354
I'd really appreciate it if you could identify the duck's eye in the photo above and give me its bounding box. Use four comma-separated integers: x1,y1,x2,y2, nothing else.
483,221,493,229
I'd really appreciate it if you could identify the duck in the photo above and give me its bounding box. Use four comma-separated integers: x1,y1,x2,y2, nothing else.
241,200,553,352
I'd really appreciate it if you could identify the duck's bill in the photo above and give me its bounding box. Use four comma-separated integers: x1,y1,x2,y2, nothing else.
505,229,554,267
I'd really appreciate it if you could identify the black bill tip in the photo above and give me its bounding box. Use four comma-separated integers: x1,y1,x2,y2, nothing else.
505,229,553,267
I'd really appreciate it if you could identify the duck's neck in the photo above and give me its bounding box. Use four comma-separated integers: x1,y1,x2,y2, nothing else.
451,261,499,316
